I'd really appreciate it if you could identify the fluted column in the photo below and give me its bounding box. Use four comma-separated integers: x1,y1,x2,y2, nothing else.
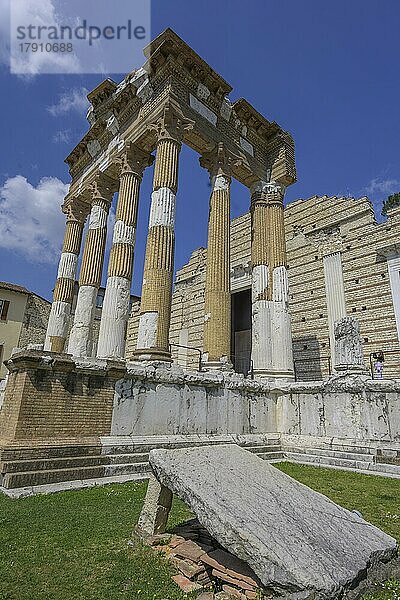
68,175,115,357
134,104,193,362
250,180,294,379
200,143,240,369
45,200,88,352
97,147,153,358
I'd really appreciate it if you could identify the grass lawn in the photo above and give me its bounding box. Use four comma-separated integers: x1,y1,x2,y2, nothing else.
0,463,399,600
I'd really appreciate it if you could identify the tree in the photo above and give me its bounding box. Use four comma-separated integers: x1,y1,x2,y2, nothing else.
382,192,400,217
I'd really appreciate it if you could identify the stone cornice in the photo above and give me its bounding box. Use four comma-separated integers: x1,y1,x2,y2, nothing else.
143,28,232,98
64,29,297,192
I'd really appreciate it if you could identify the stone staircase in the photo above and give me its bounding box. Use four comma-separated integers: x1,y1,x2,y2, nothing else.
101,434,284,478
2,435,400,496
0,444,105,489
0,434,283,492
281,443,400,478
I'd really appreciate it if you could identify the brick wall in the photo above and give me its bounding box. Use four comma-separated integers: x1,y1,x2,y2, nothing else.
0,351,124,443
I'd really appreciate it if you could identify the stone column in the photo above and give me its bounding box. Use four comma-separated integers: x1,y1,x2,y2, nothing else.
134,105,193,362
68,175,114,357
200,143,234,369
44,200,88,353
97,147,153,359
250,180,294,380
323,251,347,363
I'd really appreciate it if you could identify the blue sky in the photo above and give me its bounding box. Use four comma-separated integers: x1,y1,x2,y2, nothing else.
0,0,399,300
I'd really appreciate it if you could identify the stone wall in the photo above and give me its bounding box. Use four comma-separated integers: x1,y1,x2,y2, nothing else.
19,294,51,349
2,352,398,447
277,373,400,443
112,362,277,437
130,197,400,379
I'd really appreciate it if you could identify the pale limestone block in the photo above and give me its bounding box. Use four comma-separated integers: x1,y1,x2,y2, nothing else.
137,312,158,349
252,264,268,301
97,276,131,359
149,444,397,598
211,174,230,192
67,285,97,357
149,188,176,228
44,300,71,350
137,474,173,535
112,220,136,245
89,205,108,229
189,94,217,125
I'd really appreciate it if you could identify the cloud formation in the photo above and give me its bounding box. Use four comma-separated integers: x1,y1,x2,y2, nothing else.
365,178,400,197
7,0,80,76
47,87,89,117
0,175,68,263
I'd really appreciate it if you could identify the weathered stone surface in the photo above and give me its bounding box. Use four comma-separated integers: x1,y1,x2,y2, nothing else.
149,444,397,599
334,316,368,373
136,474,172,535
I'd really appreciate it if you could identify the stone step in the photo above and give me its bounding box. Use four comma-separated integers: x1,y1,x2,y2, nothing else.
104,462,151,477
283,447,375,463
284,452,373,470
257,451,285,461
245,445,282,454
0,444,101,461
100,434,281,456
1,454,106,473
287,456,400,479
106,453,149,465
3,465,105,489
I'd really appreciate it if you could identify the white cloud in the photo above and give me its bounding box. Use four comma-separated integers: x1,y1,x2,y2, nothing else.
0,0,10,66
7,0,81,76
365,178,400,197
0,175,68,263
47,87,89,117
52,129,72,143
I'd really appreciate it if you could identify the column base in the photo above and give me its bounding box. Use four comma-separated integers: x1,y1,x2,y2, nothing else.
253,368,295,382
202,359,234,372
133,348,173,363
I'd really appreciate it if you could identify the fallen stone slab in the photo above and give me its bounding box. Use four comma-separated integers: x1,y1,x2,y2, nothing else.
149,444,398,599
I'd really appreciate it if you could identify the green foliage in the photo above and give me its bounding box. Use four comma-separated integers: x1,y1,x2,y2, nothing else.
382,191,400,216
0,465,399,599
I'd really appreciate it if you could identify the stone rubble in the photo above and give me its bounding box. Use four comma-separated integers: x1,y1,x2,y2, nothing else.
142,518,266,599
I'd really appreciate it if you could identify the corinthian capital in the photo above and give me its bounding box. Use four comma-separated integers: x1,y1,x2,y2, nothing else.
90,173,116,205
200,142,247,179
118,143,154,177
63,197,90,224
250,179,285,204
148,101,194,145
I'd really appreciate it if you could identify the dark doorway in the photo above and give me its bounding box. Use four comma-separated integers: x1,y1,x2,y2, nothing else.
231,289,252,375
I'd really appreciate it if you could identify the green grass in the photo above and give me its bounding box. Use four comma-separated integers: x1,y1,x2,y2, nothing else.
0,463,399,600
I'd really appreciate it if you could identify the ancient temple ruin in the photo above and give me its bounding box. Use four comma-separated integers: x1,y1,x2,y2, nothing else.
44,27,296,379
0,29,399,493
